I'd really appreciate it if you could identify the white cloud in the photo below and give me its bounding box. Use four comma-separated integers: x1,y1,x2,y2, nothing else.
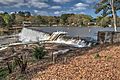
85,0,96,3
53,3,89,15
54,10,76,15
0,11,4,13
34,10,49,15
0,0,49,9
75,3,89,7
34,10,39,13
80,12,86,14
50,6,61,9
0,0,23,4
54,11,61,15
10,12,15,14
53,0,71,3
73,3,89,10
29,0,49,8
12,3,28,8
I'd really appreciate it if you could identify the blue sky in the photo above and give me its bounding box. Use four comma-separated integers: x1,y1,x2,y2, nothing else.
0,0,117,17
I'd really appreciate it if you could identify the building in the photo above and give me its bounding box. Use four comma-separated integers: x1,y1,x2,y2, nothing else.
22,21,32,27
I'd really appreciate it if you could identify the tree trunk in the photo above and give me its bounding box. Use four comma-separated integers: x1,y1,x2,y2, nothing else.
110,0,117,31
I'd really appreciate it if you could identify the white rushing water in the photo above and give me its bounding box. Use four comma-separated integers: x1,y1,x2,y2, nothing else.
18,27,97,48
19,28,50,42
1,27,120,51
52,35,94,47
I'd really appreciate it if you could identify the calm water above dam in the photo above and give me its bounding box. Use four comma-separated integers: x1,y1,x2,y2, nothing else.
28,27,120,40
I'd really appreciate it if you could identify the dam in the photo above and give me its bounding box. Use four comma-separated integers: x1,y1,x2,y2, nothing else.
19,27,120,47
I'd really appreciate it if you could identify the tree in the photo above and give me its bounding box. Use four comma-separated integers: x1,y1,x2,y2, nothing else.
3,14,12,27
67,14,93,27
95,0,120,31
60,14,74,26
111,0,117,31
15,14,24,25
53,16,60,26
24,11,31,17
0,16,6,27
96,16,111,27
10,13,16,25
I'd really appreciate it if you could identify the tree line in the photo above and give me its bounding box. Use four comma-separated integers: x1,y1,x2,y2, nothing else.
0,12,93,27
0,10,120,28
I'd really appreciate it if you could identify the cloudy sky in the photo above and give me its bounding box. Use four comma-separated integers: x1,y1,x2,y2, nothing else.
0,0,118,17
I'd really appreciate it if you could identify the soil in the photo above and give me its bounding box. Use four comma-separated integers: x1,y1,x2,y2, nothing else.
1,43,120,80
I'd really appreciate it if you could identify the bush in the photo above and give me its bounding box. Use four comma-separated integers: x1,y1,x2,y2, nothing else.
33,46,46,60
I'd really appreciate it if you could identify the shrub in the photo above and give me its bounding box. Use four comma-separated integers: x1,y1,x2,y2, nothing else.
33,46,46,60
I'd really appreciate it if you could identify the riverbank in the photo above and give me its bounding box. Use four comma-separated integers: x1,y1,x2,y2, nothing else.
0,43,119,80
32,43,120,80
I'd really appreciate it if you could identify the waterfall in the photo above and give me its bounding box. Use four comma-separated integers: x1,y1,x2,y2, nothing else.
19,28,50,42
54,34,95,47
19,28,96,48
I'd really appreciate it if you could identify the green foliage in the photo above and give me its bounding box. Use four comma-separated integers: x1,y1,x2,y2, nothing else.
3,14,12,27
33,46,46,60
63,14,93,26
0,11,95,28
95,0,120,16
0,60,18,79
60,14,74,25
0,67,9,80
96,16,111,27
10,13,16,25
0,16,6,27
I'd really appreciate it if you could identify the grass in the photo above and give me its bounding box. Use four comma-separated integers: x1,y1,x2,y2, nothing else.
0,67,9,80
33,46,47,60
0,61,17,80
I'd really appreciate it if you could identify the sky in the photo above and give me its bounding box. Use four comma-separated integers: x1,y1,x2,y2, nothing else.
0,0,115,17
